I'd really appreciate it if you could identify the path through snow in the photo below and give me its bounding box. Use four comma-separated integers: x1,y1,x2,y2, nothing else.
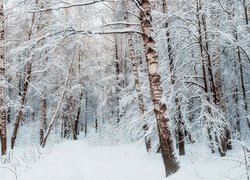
19,141,165,180
0,140,245,180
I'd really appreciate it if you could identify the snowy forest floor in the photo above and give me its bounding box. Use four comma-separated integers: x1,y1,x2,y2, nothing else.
0,139,248,180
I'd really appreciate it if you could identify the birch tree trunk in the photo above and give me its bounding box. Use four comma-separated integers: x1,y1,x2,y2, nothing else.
0,0,7,155
138,0,179,176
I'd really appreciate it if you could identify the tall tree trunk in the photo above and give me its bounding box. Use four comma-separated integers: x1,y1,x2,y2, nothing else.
227,0,250,132
213,54,232,150
211,23,232,150
0,0,7,155
226,0,241,139
201,11,227,156
128,33,151,152
196,0,215,154
114,37,121,124
138,0,179,176
235,32,250,130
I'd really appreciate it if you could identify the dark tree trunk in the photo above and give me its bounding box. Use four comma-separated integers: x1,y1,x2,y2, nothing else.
196,0,215,153
11,62,32,149
84,121,87,137
162,0,185,156
235,33,250,130
75,92,84,138
40,97,47,145
177,118,185,156
95,113,98,133
11,1,38,149
201,6,227,157
0,0,7,155
85,90,88,137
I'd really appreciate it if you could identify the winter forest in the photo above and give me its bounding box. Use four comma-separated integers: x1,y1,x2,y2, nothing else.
0,0,250,179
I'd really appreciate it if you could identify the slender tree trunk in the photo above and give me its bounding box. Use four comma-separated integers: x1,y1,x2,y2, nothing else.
138,0,179,176
226,0,241,139
41,58,74,148
196,0,228,156
234,86,241,138
161,0,185,155
40,97,47,145
128,33,151,152
74,92,84,138
85,90,88,137
68,97,76,140
84,121,87,137
0,0,7,155
212,31,232,151
95,112,98,133
235,32,250,130
227,1,250,132
201,12,227,156
114,37,121,124
177,107,185,156
74,118,79,139
243,0,249,25
196,0,215,154
11,62,32,149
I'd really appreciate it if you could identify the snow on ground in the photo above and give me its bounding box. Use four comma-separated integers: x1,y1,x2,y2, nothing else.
0,140,246,180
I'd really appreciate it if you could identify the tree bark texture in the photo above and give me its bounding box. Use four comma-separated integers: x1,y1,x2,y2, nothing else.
0,0,7,155
139,0,179,176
